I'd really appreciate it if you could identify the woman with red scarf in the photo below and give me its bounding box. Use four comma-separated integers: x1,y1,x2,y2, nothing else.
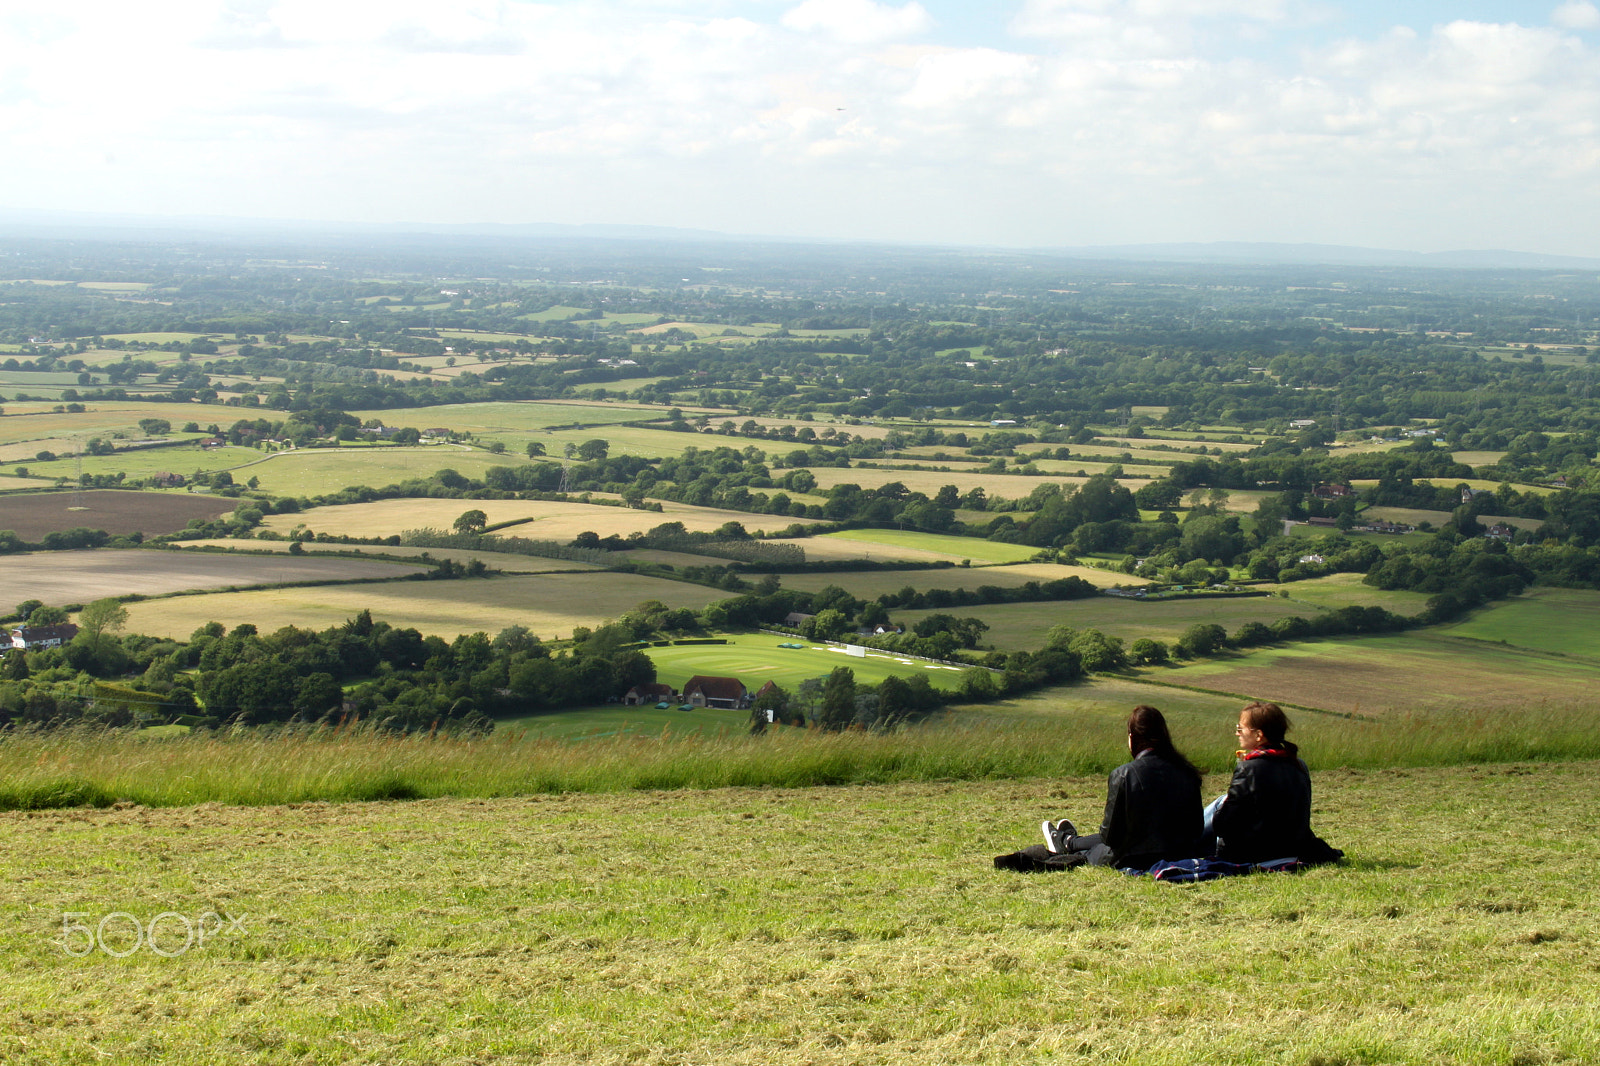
1206,701,1335,863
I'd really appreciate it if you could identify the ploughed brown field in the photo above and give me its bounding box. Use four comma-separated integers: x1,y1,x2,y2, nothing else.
0,490,237,539
0,550,429,605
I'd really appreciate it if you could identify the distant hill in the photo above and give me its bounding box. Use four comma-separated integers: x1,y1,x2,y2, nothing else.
0,209,1594,270
1037,241,1600,271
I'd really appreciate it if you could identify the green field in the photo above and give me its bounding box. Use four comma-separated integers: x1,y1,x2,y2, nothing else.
821,529,1040,564
242,446,526,496
1437,587,1600,659
1275,573,1435,616
643,632,970,693
0,401,246,445
895,594,1313,650
9,443,258,482
5,761,1599,1063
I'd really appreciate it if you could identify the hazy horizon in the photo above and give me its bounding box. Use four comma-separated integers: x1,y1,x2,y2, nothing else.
3,1,1597,257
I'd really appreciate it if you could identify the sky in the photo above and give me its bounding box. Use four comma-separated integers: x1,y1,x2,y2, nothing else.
1,0,1597,254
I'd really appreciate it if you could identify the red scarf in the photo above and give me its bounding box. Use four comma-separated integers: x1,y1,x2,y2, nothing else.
1240,747,1292,760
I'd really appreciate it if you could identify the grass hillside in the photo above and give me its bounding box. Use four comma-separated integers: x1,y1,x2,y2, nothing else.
5,763,1598,1064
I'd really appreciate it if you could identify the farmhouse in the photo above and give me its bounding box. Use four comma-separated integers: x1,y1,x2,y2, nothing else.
682,675,750,709
7,623,79,650
1312,483,1353,499
150,472,185,488
623,682,677,706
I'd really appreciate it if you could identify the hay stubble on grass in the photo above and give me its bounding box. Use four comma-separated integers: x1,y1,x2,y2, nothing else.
4,764,1599,1064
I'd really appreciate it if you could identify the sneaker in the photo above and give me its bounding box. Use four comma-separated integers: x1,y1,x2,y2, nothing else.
1041,818,1076,853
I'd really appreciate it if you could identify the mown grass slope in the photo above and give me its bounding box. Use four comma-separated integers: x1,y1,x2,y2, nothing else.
4,763,1597,1064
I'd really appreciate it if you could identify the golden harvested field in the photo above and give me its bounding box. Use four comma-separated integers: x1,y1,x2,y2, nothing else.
120,571,727,640
265,498,814,541
346,400,726,435
801,466,1102,499
174,540,602,573
1098,434,1258,452
779,562,1145,597
2,549,426,605
764,537,967,565
1027,458,1169,478
1363,506,1543,531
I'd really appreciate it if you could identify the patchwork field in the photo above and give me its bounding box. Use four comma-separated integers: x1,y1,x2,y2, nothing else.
644,632,969,693
1275,573,1436,616
242,447,528,496
765,536,965,565
120,571,729,640
0,401,245,444
801,465,1102,500
0,490,237,538
0,549,427,606
264,497,815,541
895,594,1315,651
346,400,686,435
5,763,1598,1064
1437,587,1600,659
821,529,1041,564
1361,506,1545,531
779,562,1140,596
1155,630,1600,716
12,443,261,483
176,540,602,574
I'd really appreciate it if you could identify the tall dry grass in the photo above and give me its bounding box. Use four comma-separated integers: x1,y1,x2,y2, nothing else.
0,705,1594,810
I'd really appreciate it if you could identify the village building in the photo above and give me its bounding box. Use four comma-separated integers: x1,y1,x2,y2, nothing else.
7,623,79,650
623,682,677,706
681,675,750,709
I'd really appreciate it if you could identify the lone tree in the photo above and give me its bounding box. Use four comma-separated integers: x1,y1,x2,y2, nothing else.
453,509,488,534
76,597,129,657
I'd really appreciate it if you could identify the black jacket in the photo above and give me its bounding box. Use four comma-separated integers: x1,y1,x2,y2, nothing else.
1099,750,1204,869
1212,751,1314,863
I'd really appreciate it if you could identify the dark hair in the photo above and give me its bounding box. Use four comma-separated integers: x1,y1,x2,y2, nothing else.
1241,700,1297,757
1128,704,1202,782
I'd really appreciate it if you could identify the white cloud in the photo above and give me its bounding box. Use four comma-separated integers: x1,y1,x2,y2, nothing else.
781,0,932,45
0,2,1598,253
1552,1,1600,30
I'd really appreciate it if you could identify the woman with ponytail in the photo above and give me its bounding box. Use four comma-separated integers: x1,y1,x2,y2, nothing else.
1208,701,1338,863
